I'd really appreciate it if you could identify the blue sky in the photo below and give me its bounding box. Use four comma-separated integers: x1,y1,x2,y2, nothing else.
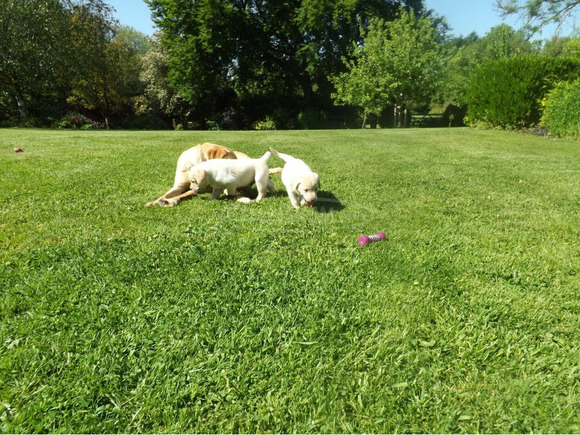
108,0,576,39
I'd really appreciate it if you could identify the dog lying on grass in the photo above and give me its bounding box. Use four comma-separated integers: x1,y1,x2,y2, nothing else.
188,151,272,203
270,147,320,208
145,143,275,207
145,143,236,207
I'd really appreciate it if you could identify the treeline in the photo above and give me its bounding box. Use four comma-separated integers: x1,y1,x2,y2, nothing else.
1,0,579,132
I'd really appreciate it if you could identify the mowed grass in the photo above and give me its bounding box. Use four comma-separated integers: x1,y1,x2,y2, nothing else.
1,128,580,433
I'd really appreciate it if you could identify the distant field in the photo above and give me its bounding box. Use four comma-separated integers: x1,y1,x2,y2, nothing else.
1,128,579,433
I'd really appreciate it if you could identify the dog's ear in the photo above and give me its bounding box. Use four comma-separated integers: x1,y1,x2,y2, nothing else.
190,168,206,187
293,180,301,192
198,147,206,162
207,145,232,160
206,145,220,160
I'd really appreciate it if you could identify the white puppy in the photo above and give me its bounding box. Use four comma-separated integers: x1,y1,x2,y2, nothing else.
145,143,237,207
188,151,272,203
270,147,320,209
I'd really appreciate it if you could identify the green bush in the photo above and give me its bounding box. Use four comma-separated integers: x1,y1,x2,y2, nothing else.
54,112,103,129
466,57,580,129
253,116,277,130
297,108,327,129
542,79,580,140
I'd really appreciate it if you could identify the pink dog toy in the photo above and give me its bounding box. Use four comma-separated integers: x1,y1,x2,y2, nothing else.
358,232,386,246
13,147,23,153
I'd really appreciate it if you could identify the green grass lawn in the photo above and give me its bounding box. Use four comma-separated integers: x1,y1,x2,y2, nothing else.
1,128,580,433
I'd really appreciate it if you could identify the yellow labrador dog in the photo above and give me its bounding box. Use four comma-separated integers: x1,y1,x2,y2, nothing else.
145,143,237,207
188,151,272,203
270,147,320,208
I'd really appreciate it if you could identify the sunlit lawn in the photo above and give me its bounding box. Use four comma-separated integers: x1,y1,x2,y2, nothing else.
1,128,579,433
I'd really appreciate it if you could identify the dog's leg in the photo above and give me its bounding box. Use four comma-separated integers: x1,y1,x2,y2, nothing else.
210,187,223,200
158,189,197,207
252,167,271,203
146,185,189,207
286,186,301,209
227,184,254,203
224,184,239,197
254,182,268,202
145,171,191,207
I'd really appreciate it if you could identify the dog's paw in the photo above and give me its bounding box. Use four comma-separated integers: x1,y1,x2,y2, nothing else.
159,198,178,207
236,196,253,204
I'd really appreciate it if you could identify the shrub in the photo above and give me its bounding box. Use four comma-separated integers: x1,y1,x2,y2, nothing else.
54,112,104,129
542,79,580,140
466,57,580,129
297,108,327,129
118,113,170,130
253,116,277,130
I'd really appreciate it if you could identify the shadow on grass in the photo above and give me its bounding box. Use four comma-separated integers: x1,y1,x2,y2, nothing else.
312,190,345,213
191,188,344,213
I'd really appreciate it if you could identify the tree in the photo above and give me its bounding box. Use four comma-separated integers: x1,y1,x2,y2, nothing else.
67,6,147,128
440,25,534,110
115,26,152,57
331,8,444,128
0,0,124,125
137,37,191,128
0,0,71,120
146,0,427,128
562,38,580,57
496,0,580,34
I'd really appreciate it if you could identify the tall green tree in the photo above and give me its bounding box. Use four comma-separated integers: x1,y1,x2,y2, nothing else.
137,37,191,128
331,8,443,127
440,24,534,109
563,38,580,57
67,2,117,128
0,0,122,124
146,0,426,128
0,0,71,120
67,7,148,128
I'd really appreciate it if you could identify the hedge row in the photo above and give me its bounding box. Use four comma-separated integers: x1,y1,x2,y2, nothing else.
466,57,580,129
542,79,580,140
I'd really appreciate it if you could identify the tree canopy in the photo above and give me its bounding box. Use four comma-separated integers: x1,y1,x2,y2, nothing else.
440,24,535,109
0,0,74,119
146,0,426,128
1,0,580,130
331,8,444,127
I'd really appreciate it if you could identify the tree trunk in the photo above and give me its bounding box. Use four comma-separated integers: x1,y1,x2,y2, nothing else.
15,93,28,121
394,104,407,128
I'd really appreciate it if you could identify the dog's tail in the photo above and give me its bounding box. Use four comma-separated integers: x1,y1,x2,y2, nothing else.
269,147,294,163
269,167,283,174
259,151,271,162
